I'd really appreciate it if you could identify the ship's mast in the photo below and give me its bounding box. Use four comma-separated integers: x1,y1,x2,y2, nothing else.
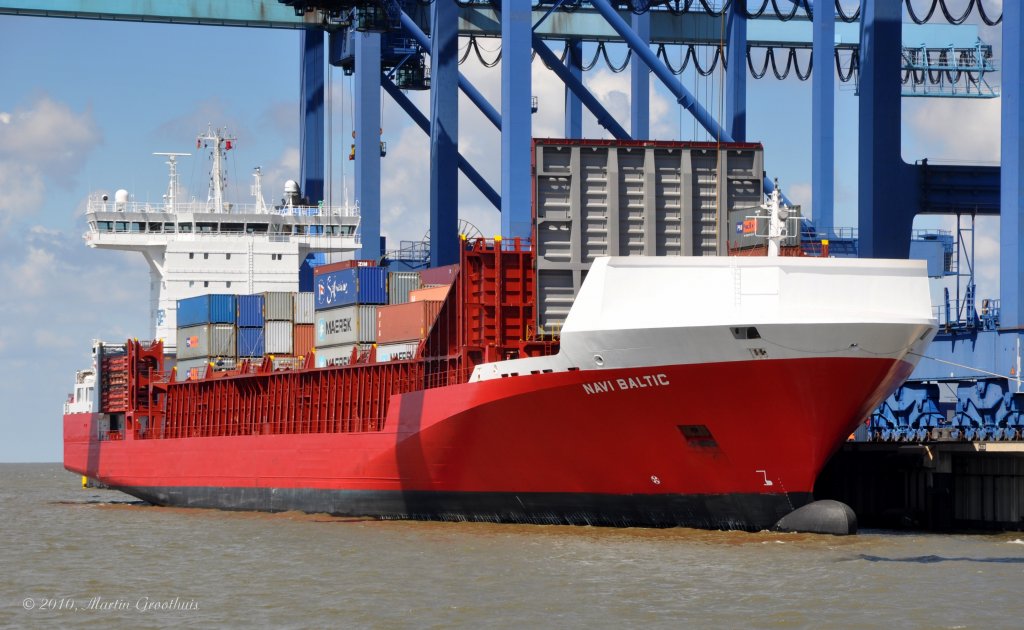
761,179,791,257
153,152,190,211
197,125,236,212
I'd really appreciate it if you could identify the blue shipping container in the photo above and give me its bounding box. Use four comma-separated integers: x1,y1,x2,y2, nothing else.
237,294,265,327
177,294,237,327
237,327,265,357
314,267,387,309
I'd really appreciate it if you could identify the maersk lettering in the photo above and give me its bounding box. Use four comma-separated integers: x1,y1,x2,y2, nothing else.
324,317,352,336
582,373,670,395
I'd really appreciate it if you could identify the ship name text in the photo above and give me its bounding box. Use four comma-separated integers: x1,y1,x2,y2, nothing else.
581,373,670,395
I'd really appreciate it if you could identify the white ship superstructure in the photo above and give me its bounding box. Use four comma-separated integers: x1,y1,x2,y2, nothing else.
83,127,360,352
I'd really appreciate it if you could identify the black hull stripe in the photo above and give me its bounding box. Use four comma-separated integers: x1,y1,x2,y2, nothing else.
116,486,813,531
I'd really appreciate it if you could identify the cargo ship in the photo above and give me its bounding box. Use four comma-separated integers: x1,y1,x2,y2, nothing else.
63,139,937,532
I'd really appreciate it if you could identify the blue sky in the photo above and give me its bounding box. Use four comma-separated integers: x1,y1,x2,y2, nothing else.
0,10,1005,461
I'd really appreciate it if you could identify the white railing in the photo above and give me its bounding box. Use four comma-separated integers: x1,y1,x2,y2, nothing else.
86,197,359,218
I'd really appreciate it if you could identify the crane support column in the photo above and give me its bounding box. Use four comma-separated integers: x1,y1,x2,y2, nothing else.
430,0,460,266
502,0,532,239
300,30,324,204
857,0,916,259
1001,2,1024,328
565,38,583,138
725,3,746,141
812,0,835,230
355,31,382,260
588,0,787,202
630,11,650,140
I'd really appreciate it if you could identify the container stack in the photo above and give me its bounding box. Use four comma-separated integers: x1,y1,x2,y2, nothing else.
293,292,314,358
236,294,265,359
263,292,295,356
175,294,237,381
375,301,443,361
314,262,387,367
370,265,455,363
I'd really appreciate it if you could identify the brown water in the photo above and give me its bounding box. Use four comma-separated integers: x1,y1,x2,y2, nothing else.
3,463,1023,629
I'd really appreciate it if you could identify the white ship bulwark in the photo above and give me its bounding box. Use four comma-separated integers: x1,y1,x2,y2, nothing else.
472,256,937,380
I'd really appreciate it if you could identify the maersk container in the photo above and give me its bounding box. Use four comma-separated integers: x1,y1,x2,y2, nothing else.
237,295,265,328
177,294,237,327
176,324,236,360
293,323,315,357
314,267,387,309
376,301,443,344
315,343,368,368
376,342,419,362
388,271,422,305
264,292,294,321
237,327,265,358
293,292,314,324
265,320,293,355
315,305,377,346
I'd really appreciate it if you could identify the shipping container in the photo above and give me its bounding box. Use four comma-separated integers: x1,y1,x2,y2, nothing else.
314,266,388,309
388,271,422,305
177,294,237,327
313,259,377,276
293,323,315,357
263,291,294,321
293,292,314,324
265,320,293,355
419,264,459,286
174,357,237,382
314,343,368,368
315,305,378,346
237,327,265,358
375,342,419,362
176,324,236,360
376,301,443,344
409,286,450,303
237,294,265,328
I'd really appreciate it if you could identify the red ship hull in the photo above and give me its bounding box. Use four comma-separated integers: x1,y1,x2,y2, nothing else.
65,356,911,530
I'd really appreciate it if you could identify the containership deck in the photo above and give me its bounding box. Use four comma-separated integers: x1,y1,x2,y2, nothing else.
63,139,937,532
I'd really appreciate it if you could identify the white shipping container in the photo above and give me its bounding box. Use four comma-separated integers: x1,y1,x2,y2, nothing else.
293,292,314,324
176,324,236,360
265,320,294,355
264,291,294,321
315,344,368,368
375,342,419,362
388,271,422,305
315,305,377,346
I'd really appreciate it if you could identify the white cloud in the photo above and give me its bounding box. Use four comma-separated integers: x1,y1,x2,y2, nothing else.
904,98,1001,164
0,97,100,226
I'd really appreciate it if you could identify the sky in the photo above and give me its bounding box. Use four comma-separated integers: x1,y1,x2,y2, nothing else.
0,5,1006,462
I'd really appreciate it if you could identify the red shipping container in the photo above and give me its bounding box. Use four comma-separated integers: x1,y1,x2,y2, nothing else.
376,301,444,344
314,259,377,276
409,286,450,302
418,264,458,286
293,323,315,357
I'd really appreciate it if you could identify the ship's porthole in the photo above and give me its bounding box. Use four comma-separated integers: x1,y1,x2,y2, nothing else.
594,354,604,366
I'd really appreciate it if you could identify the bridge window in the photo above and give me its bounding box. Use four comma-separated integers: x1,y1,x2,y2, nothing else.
179,223,192,233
